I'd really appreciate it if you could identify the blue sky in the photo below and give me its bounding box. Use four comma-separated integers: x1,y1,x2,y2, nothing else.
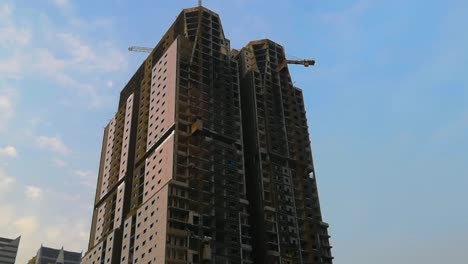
0,0,467,263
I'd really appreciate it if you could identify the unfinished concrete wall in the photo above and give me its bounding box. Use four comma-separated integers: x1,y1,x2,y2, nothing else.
83,6,334,264
237,39,333,264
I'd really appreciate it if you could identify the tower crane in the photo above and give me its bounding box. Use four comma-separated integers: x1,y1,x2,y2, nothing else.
128,46,315,70
276,58,315,71
285,59,315,67
128,46,153,53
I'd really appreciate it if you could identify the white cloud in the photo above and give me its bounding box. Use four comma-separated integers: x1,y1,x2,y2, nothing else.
0,204,15,227
0,3,30,78
74,170,93,178
69,17,113,29
52,157,68,168
321,0,371,26
0,89,15,111
44,220,89,251
0,3,13,24
25,186,44,200
0,2,119,259
36,136,71,155
58,33,127,73
319,0,372,49
0,146,17,157
22,117,46,137
0,168,15,191
0,3,12,14
0,189,91,263
50,0,71,12
14,216,39,234
74,170,96,188
0,26,31,48
0,54,25,79
59,33,96,63
0,2,127,108
45,225,84,246
0,88,16,132
35,49,66,76
24,34,128,108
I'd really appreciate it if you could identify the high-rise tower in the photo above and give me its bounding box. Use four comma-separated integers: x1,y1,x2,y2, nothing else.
0,236,20,264
83,6,332,264
32,245,82,264
83,6,252,264
236,40,333,264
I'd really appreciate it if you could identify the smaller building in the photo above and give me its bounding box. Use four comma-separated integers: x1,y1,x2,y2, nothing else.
0,236,20,264
34,245,82,264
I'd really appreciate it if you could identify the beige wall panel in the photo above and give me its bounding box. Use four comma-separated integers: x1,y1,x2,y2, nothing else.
132,185,169,263
114,182,126,229
119,94,134,181
100,118,116,199
144,132,175,203
120,216,133,263
93,202,108,244
147,40,178,150
82,239,104,264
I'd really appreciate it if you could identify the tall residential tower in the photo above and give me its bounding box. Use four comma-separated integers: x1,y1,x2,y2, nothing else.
236,40,332,263
83,6,332,264
33,245,82,264
83,7,252,264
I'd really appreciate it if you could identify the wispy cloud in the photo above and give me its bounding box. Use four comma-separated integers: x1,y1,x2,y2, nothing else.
36,136,71,155
25,186,44,200
58,32,127,73
45,221,89,249
0,146,17,157
0,3,13,19
320,0,371,26
50,0,72,13
52,157,68,168
318,0,373,54
13,216,39,235
0,3,30,78
0,54,26,79
69,17,113,29
74,170,96,188
0,204,15,226
0,2,128,108
0,26,31,47
0,168,15,191
0,173,90,262
0,88,16,132
0,169,91,261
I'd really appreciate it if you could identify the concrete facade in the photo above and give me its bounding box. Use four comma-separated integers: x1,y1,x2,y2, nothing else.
0,236,20,264
237,40,333,264
83,7,251,264
33,246,81,264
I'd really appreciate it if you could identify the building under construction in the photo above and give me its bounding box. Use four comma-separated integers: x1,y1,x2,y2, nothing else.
236,40,332,263
82,5,332,264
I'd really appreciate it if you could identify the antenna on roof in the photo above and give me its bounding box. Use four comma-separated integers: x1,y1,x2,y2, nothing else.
198,0,202,7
